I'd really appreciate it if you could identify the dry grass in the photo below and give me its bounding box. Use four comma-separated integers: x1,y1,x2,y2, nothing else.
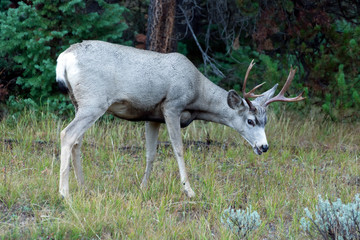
0,109,359,239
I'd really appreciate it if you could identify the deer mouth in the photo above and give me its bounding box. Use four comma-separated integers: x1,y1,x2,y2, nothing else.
253,146,263,155
240,135,263,155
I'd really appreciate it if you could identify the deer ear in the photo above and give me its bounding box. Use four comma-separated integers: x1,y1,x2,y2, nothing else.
227,90,245,110
253,84,278,106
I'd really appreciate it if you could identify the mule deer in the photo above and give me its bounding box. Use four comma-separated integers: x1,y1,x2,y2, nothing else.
56,40,304,198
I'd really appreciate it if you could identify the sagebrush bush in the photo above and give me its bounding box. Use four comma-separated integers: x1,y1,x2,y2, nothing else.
300,194,360,240
221,206,261,239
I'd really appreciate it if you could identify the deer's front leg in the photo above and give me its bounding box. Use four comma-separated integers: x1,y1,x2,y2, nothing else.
163,109,195,198
141,121,161,189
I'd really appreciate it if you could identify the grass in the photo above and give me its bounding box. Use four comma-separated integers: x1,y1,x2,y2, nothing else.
0,109,359,239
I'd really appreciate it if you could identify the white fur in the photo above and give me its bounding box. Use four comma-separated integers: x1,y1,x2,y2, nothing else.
56,52,79,89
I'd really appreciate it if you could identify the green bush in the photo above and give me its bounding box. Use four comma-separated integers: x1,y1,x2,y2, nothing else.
0,0,129,113
311,21,360,121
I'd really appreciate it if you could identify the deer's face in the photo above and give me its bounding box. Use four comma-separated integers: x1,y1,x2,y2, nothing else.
239,107,268,155
230,105,269,155
226,60,304,155
227,86,277,155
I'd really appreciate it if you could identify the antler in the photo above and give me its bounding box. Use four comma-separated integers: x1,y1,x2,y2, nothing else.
242,60,265,111
264,67,305,106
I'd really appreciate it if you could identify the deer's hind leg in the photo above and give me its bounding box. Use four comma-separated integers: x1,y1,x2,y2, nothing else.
141,121,161,189
59,107,106,198
71,133,84,187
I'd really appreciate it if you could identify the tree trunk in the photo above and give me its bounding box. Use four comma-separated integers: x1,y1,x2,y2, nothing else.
146,0,177,53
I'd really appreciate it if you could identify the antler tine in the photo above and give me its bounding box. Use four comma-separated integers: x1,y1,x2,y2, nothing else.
241,60,266,111
279,67,296,95
242,60,265,99
264,67,305,106
242,60,255,97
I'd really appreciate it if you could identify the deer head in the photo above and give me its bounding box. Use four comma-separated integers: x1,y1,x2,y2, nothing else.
227,60,305,155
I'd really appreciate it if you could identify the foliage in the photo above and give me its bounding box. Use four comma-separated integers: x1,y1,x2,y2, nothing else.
182,0,360,120
0,0,128,112
221,206,261,239
300,195,360,240
317,22,360,120
0,0,11,12
243,1,360,120
5,95,74,118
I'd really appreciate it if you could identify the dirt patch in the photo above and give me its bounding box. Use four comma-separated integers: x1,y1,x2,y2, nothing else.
0,201,35,231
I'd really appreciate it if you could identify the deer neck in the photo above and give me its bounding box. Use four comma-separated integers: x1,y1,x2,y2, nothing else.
191,77,236,127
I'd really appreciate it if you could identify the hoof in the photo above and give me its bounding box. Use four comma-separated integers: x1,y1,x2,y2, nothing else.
140,180,147,190
184,188,196,198
59,189,69,199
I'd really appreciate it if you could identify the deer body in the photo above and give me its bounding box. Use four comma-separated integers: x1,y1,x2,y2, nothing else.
56,40,303,198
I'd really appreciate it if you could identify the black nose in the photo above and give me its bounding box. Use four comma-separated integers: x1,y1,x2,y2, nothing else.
261,144,269,152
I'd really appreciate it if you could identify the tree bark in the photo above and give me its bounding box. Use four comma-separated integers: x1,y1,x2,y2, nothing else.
146,0,177,53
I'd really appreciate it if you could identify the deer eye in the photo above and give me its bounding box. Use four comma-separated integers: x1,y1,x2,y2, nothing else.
247,119,255,126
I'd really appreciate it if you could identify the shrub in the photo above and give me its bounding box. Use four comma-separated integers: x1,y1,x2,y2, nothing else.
221,205,261,239
0,0,129,112
300,194,360,240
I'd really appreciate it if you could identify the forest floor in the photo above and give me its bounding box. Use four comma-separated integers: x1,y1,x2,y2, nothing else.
0,110,359,239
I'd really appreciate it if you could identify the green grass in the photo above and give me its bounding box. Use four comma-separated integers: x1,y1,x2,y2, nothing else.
0,110,359,239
